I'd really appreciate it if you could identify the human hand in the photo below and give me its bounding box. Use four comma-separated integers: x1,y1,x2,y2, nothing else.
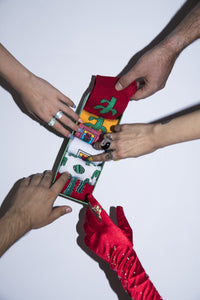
89,123,158,162
115,44,178,100
19,74,81,137
4,171,72,230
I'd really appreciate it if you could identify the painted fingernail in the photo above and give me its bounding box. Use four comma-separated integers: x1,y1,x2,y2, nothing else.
69,134,74,139
73,104,76,109
79,118,83,123
88,157,93,162
66,207,72,213
78,128,84,133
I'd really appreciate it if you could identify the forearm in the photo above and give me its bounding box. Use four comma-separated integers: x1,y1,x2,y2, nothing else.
162,2,200,55
0,211,30,257
153,110,200,150
0,43,32,93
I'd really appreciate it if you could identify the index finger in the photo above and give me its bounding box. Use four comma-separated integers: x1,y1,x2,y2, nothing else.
50,172,70,196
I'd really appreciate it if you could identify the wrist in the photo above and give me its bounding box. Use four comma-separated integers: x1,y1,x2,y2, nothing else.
159,36,182,57
153,121,178,150
0,211,31,256
6,209,32,233
13,68,34,94
152,122,169,150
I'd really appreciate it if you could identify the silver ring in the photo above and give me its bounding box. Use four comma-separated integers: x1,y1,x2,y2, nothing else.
105,151,113,161
55,110,63,120
105,133,113,141
48,117,56,127
101,139,111,150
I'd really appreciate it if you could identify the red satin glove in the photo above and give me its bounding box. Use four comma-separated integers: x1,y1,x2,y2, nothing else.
84,194,162,300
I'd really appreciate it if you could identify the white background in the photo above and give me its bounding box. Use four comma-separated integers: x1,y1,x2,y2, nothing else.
0,0,200,299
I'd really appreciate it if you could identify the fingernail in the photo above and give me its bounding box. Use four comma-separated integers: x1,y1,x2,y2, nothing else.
115,82,123,91
69,134,74,139
73,104,76,109
79,118,83,123
88,157,93,162
66,207,72,213
78,128,84,133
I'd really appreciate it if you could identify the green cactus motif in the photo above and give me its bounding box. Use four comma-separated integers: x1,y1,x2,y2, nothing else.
63,177,77,196
91,170,101,180
73,164,85,174
76,179,90,193
84,116,107,133
94,97,117,116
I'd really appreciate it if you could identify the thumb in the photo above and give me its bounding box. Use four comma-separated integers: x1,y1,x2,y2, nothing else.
115,69,140,91
116,206,133,244
49,206,72,224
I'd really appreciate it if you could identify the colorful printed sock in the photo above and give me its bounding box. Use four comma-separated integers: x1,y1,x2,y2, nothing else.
80,109,119,133
55,172,94,201
84,75,137,119
67,137,103,165
75,124,102,144
59,153,101,185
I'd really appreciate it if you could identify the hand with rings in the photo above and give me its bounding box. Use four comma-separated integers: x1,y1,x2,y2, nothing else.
19,75,82,138
89,123,157,161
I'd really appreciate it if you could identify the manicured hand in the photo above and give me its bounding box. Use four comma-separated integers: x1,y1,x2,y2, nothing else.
90,123,157,161
115,44,178,100
20,74,80,137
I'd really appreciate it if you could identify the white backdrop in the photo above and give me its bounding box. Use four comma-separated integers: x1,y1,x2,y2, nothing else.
0,0,200,299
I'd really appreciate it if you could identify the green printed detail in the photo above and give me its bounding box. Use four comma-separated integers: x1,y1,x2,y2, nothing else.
94,97,117,116
84,116,107,133
91,170,101,180
68,153,77,158
61,157,68,166
73,164,85,174
76,179,90,193
64,177,77,196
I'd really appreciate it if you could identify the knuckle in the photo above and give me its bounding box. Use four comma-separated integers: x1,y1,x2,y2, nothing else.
116,149,126,159
121,124,129,131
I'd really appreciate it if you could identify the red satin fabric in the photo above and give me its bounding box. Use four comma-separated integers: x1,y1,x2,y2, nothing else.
84,194,162,300
84,75,137,119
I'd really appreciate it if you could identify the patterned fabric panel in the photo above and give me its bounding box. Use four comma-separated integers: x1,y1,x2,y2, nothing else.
80,109,119,133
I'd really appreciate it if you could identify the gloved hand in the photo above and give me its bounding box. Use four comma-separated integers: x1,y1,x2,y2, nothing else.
84,194,162,300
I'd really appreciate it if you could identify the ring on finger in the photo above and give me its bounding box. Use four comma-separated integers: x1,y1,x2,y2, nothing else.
105,151,114,161
55,110,63,120
48,117,56,127
101,138,111,150
105,133,113,141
